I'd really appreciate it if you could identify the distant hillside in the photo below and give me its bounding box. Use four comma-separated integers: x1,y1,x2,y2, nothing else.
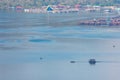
0,0,120,9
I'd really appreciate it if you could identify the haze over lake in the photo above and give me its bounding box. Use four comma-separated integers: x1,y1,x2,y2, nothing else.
0,11,120,80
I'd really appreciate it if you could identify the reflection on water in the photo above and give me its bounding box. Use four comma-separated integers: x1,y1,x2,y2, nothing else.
0,12,120,80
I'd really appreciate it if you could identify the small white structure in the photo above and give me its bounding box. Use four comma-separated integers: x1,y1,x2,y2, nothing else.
115,8,120,14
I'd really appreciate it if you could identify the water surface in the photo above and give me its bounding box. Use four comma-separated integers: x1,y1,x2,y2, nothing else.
0,11,120,80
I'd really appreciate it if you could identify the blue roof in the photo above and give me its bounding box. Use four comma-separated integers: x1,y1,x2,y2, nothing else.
47,6,53,11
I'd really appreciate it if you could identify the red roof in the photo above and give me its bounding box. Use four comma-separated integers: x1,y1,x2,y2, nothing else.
16,6,23,9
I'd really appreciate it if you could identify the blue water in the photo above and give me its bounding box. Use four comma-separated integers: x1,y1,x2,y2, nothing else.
0,11,120,80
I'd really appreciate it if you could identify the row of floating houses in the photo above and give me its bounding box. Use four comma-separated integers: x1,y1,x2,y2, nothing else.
10,4,120,16
78,16,120,26
24,8,79,13
8,4,120,13
24,5,80,13
12,4,120,14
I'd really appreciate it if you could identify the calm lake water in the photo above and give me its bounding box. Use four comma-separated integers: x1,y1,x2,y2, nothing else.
0,11,120,80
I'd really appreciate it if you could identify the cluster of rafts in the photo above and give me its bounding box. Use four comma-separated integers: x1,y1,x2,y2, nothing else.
78,16,120,26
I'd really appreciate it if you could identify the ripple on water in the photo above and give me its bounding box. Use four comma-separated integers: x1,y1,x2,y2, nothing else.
29,39,52,43
0,40,6,43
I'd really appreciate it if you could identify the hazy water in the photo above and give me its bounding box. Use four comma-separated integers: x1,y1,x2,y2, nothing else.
0,11,120,80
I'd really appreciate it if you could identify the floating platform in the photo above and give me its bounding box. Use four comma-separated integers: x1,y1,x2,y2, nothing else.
78,16,120,26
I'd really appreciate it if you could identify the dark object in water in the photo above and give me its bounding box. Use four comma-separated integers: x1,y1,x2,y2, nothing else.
70,61,76,63
70,59,97,65
70,59,120,65
40,57,43,60
89,59,96,65
113,45,115,48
